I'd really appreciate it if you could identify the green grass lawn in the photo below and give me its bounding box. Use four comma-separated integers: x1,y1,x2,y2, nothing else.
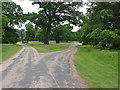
74,45,118,88
0,44,2,62
2,44,22,61
25,41,73,53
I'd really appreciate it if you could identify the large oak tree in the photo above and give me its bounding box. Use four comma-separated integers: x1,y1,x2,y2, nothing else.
26,2,83,44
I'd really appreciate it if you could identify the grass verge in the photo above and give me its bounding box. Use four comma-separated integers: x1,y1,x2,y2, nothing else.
25,41,73,53
74,45,118,88
0,44,2,62
2,44,22,61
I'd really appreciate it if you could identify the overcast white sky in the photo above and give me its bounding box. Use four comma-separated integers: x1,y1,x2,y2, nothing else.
13,0,88,32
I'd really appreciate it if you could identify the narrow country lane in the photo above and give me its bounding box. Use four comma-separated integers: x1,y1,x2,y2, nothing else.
0,43,87,88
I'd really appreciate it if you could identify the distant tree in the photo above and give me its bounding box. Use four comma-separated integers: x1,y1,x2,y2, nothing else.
52,24,73,43
70,32,77,41
64,24,73,42
25,23,34,43
35,28,46,43
52,25,65,43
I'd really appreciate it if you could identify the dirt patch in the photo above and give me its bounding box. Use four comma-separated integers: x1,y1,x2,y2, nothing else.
69,48,88,88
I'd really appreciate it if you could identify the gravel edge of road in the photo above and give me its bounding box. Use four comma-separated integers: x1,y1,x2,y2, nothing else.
69,47,88,88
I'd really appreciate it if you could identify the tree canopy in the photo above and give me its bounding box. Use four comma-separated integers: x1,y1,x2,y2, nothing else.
2,1,120,49
77,2,120,49
2,2,23,27
25,2,83,44
2,2,23,44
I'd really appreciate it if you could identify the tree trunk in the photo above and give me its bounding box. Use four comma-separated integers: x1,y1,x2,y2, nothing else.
20,31,24,43
26,36,29,43
38,39,40,42
27,39,29,43
66,40,68,43
56,39,60,43
44,26,51,45
26,32,30,43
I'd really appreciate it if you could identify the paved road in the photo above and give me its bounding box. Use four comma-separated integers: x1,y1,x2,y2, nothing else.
0,43,86,88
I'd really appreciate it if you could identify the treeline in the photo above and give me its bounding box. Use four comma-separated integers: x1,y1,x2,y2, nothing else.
77,2,120,49
2,2,82,44
17,23,77,43
2,2,120,49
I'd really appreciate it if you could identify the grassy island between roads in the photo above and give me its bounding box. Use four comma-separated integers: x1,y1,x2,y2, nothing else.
74,45,118,88
25,41,73,53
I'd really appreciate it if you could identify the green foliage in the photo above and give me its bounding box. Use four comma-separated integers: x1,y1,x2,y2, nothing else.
52,24,73,43
2,14,9,28
2,14,9,39
25,2,83,44
69,32,77,41
2,26,19,44
2,2,24,44
2,2,23,27
63,24,73,42
86,28,102,46
98,30,119,49
25,23,36,43
35,28,46,43
77,2,120,49
53,25,65,43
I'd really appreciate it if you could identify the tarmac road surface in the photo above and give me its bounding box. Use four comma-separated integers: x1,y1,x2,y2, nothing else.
0,43,86,88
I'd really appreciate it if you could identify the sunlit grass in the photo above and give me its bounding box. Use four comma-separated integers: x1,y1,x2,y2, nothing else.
25,41,73,53
74,45,118,88
26,43,72,53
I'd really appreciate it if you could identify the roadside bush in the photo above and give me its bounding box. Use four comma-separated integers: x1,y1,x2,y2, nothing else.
86,28,102,46
99,29,119,49
78,28,120,49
